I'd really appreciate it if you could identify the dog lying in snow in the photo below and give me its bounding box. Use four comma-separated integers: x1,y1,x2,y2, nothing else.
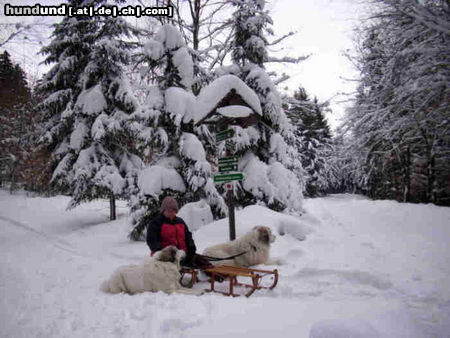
202,226,279,267
100,246,202,295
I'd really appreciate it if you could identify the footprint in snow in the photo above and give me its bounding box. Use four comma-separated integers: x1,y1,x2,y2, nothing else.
287,248,304,258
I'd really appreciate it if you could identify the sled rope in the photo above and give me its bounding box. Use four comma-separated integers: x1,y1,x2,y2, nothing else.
199,251,247,262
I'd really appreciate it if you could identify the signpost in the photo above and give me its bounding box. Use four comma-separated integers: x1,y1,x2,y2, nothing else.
215,129,234,142
213,172,243,183
195,84,261,241
218,156,238,165
218,164,238,173
215,127,240,240
225,140,234,150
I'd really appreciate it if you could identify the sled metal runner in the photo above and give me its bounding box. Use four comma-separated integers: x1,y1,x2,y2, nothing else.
181,265,278,297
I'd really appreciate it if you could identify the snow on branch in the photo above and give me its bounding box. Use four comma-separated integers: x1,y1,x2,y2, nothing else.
381,0,450,36
267,31,296,46
266,55,310,64
273,73,290,85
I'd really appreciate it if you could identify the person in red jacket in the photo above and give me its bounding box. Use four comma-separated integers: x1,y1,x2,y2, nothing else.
146,196,196,266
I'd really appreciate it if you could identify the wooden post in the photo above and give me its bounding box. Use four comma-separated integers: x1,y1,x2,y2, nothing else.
226,137,236,241
110,194,116,221
227,188,236,240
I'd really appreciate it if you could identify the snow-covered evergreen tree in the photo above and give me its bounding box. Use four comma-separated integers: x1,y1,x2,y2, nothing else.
129,25,227,240
0,51,32,189
39,0,141,217
286,87,335,197
39,1,98,193
211,0,304,212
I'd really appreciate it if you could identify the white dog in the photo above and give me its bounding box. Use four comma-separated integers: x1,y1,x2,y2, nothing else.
202,226,278,267
100,246,202,295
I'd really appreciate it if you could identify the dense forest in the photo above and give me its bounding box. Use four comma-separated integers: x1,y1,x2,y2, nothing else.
1,0,448,237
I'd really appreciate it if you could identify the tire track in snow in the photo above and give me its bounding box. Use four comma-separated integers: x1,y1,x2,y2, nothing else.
0,214,90,258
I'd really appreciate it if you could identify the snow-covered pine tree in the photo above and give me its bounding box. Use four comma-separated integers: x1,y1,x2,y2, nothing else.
69,7,142,219
215,0,304,212
148,0,234,95
129,24,227,240
286,88,335,197
38,1,98,193
39,0,141,219
0,50,31,189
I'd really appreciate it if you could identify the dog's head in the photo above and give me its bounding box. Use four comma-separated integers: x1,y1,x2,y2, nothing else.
154,246,185,263
254,226,275,244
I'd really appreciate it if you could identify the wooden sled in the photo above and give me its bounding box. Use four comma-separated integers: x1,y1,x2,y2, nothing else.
181,265,278,297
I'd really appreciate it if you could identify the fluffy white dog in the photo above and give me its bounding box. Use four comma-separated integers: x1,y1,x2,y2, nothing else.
100,246,202,295
202,226,278,267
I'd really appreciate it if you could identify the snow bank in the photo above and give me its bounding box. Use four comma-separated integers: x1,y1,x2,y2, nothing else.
277,217,312,241
194,204,313,251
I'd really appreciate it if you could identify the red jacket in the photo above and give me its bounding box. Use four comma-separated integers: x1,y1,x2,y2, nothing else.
146,213,196,259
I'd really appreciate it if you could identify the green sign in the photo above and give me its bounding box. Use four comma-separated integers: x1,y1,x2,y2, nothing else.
225,140,234,150
213,172,243,183
216,129,234,142
219,164,238,173
218,156,238,165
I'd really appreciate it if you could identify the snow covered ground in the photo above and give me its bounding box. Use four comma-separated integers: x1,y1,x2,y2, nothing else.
1,189,449,337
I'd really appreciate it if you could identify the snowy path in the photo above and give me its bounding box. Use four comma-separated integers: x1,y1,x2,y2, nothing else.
301,196,450,337
1,190,449,337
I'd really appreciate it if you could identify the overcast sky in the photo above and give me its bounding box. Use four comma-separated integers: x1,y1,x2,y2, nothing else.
269,0,369,129
1,0,368,130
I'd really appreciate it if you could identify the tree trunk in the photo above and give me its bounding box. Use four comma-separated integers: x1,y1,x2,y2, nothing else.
192,0,200,52
424,143,436,204
110,194,116,221
403,146,411,202
429,154,436,204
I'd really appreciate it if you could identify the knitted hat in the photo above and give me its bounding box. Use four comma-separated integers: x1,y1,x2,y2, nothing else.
161,197,178,212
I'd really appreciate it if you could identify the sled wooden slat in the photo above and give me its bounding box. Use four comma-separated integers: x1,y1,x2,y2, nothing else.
204,265,278,297
207,266,254,278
